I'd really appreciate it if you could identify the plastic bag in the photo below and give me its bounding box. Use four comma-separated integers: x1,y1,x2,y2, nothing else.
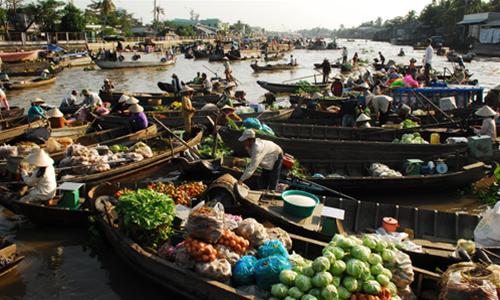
232,255,258,286
474,201,500,247
260,124,275,136
236,218,269,248
385,250,414,288
255,255,292,289
439,262,499,300
0,145,17,159
131,142,153,158
215,244,241,266
174,246,196,270
186,202,225,243
242,118,262,130
223,214,242,231
258,240,288,258
195,258,232,282
266,227,292,251
46,138,62,153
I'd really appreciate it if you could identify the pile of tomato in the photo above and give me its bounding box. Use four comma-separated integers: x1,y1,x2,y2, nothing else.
147,181,207,206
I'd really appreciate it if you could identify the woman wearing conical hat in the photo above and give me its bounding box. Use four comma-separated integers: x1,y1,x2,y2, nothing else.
474,105,497,141
47,108,66,129
20,149,57,203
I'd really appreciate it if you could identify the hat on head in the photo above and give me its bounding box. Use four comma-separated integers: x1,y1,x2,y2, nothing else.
129,104,144,113
356,113,371,122
410,58,417,63
311,92,323,100
32,97,45,104
357,82,369,90
223,56,229,61
47,108,63,118
475,105,496,117
104,78,110,83
181,85,194,94
238,129,256,142
126,97,139,105
27,149,54,167
118,94,130,103
221,105,235,111
42,69,50,73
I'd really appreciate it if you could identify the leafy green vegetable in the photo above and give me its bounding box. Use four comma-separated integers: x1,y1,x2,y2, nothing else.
296,81,320,94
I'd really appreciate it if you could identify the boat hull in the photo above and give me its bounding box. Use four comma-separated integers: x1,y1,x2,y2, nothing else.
95,59,174,69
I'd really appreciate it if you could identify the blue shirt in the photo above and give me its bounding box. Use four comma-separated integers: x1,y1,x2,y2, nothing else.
28,105,45,122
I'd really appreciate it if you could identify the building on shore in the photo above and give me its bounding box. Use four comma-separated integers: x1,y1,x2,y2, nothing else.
458,12,500,57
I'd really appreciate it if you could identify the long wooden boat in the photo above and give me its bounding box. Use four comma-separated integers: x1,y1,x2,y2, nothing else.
0,238,24,277
257,80,330,94
0,50,40,62
59,128,203,185
157,82,224,94
219,126,469,162
95,58,175,70
263,53,285,61
250,63,297,72
0,119,45,144
1,61,64,77
50,123,91,139
193,49,209,59
313,62,342,69
0,107,25,129
4,76,57,90
99,91,221,108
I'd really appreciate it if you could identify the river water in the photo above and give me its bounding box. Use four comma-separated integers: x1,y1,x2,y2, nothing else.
1,39,498,299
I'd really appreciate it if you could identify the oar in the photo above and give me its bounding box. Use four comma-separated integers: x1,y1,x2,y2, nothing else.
412,90,455,123
151,115,202,157
287,176,357,201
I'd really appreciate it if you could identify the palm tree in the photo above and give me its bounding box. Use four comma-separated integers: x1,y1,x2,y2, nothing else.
89,0,116,27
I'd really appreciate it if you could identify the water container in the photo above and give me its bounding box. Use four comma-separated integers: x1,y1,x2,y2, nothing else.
430,133,441,144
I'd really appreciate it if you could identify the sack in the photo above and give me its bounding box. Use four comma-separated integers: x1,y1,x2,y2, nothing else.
439,262,499,300
46,138,62,153
0,145,18,159
174,246,196,270
257,240,288,258
474,202,500,247
254,255,292,289
215,244,241,266
266,227,293,251
236,218,269,248
385,250,414,288
232,255,258,286
195,258,232,282
186,202,224,243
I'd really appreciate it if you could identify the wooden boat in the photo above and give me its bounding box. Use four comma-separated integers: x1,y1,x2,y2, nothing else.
313,62,342,69
1,60,64,77
157,81,224,94
219,126,469,162
50,122,91,139
59,54,93,67
257,80,330,94
250,63,297,72
58,128,203,185
263,53,285,61
0,119,45,144
0,50,40,62
193,49,210,59
0,107,24,119
4,76,57,90
95,58,175,69
0,185,92,227
0,238,24,277
98,91,221,108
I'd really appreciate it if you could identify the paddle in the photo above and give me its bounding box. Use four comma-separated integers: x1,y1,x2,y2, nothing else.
285,176,358,201
151,115,202,157
412,90,455,123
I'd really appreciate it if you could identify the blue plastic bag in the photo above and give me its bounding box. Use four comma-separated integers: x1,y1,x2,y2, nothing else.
242,118,262,130
232,255,258,286
260,124,275,136
258,240,288,258
255,255,292,289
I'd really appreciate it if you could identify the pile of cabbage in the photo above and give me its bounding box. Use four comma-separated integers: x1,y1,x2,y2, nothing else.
393,133,428,144
269,234,403,300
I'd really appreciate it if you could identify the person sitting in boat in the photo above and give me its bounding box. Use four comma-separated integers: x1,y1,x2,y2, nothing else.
80,89,103,109
356,113,372,128
235,91,247,104
485,85,500,112
111,94,130,114
28,98,47,122
474,105,497,141
238,129,284,190
181,86,196,136
321,58,331,83
40,69,50,80
201,73,213,94
217,82,236,108
100,79,115,94
217,105,242,125
171,74,182,96
19,149,56,203
223,57,234,82
398,48,405,57
129,104,148,132
0,87,10,110
47,108,66,129
366,93,393,125
60,90,78,111
192,72,203,84
397,104,420,123
408,58,418,79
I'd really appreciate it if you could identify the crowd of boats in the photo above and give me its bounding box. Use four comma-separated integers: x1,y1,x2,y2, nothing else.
0,38,499,299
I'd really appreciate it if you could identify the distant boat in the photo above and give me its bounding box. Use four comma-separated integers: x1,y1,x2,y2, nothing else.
94,53,175,69
0,50,40,62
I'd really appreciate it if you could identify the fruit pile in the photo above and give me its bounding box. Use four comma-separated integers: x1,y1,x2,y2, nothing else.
218,229,250,255
147,181,207,206
114,188,133,199
184,238,218,262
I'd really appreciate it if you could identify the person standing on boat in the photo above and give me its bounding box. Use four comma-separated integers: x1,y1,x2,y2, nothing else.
352,52,359,66
238,129,284,190
60,90,78,111
342,47,348,64
28,98,47,122
366,93,393,125
223,57,234,82
129,104,148,132
321,58,331,83
474,105,497,141
181,86,196,136
356,113,372,128
378,52,386,65
201,73,213,94
0,87,10,110
171,74,182,96
47,108,66,129
19,149,56,203
423,39,433,86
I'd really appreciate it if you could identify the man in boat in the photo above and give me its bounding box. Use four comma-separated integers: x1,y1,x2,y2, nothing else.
181,86,196,136
47,108,66,129
238,129,284,190
366,93,393,125
201,73,212,93
340,96,359,128
217,82,236,108
100,79,115,94
60,90,78,111
19,149,56,203
423,39,433,86
192,72,203,84
129,104,148,132
171,74,182,96
80,89,103,109
0,87,10,110
28,98,47,122
342,47,348,64
474,105,497,141
289,55,296,66
356,113,372,128
485,85,500,112
40,69,50,80
223,57,234,82
398,48,406,56
320,58,331,83
378,52,386,65
396,104,420,123
352,52,359,66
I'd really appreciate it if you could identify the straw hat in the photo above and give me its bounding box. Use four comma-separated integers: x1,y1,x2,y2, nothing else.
32,97,45,104
47,108,63,118
181,85,194,94
357,82,369,90
311,92,323,100
42,69,50,73
223,56,229,61
475,105,496,117
126,97,139,105
129,104,144,113
27,149,54,167
118,94,131,103
356,113,371,122
221,105,235,111
238,129,256,142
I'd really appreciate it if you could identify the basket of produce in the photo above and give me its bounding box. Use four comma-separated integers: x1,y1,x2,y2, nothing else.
281,190,319,218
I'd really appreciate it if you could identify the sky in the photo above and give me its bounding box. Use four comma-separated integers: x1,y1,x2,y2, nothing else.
73,0,434,31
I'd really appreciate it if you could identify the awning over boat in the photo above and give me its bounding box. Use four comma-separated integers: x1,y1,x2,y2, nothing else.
457,13,490,25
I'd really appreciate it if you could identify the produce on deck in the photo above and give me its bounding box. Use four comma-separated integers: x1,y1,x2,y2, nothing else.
148,181,206,206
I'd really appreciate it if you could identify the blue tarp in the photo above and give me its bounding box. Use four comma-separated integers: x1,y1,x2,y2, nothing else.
47,44,65,52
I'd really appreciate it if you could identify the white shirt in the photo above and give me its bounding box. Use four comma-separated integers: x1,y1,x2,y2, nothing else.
241,138,283,182
61,93,77,108
475,118,497,141
370,95,393,114
203,79,212,92
424,45,433,65
224,61,232,72
342,48,348,57
21,165,57,201
82,92,103,107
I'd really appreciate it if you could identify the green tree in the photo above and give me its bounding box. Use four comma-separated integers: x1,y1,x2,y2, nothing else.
60,3,86,32
25,0,64,32
88,0,116,27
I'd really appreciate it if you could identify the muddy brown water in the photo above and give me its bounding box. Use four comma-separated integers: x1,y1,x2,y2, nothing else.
1,39,497,299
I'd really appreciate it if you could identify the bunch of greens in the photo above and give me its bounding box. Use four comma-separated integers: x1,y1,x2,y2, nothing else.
290,160,308,179
296,81,320,94
401,119,419,129
199,136,233,158
474,167,500,206
116,189,176,248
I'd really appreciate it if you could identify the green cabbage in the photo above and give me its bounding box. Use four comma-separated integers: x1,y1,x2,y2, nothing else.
341,276,358,292
362,235,378,249
380,268,393,279
280,270,298,286
368,253,383,265
271,283,289,298
332,276,341,287
345,259,365,278
292,265,304,274
337,286,352,300
303,266,315,277
308,288,321,298
284,297,296,300
351,245,371,262
311,271,333,288
376,274,390,287
321,285,338,300
288,286,303,299
382,249,396,263
295,274,312,292
374,240,388,253
387,282,398,295
312,257,331,272
330,260,346,276
300,295,317,300
326,246,345,260
322,251,336,264
370,264,384,276
336,236,355,250
362,280,382,295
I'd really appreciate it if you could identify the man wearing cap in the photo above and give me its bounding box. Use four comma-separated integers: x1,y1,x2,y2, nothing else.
80,89,103,108
223,57,234,82
181,86,196,135
474,105,497,141
47,108,66,129
20,149,56,203
60,90,78,111
366,93,393,125
238,129,283,190
129,104,148,131
423,39,433,85
28,98,47,122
